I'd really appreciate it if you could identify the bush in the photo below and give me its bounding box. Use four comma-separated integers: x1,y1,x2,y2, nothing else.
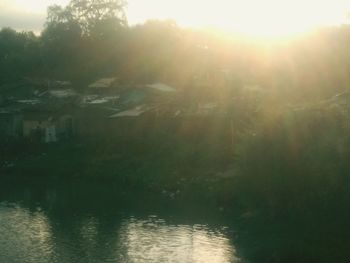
234,104,350,217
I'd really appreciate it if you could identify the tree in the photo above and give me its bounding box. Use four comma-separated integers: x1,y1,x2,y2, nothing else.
45,0,127,38
41,0,127,82
0,28,41,83
41,5,83,79
69,0,127,37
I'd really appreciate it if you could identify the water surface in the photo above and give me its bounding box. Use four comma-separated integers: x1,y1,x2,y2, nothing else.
0,177,241,263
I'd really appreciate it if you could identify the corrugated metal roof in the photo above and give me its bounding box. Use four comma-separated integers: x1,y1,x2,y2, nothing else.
109,105,154,118
49,89,77,98
88,78,117,88
146,83,177,93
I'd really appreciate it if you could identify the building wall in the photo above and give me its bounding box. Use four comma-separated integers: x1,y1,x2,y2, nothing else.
0,113,23,139
23,120,51,137
58,115,75,138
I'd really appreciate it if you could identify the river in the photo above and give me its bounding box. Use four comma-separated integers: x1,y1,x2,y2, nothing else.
0,177,243,263
2,175,347,263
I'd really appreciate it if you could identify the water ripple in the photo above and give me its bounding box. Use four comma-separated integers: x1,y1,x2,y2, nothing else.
0,203,241,263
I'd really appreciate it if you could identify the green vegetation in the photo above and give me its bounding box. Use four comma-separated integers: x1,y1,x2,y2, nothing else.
1,0,350,97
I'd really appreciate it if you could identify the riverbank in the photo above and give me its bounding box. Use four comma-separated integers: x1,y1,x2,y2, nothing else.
0,137,237,212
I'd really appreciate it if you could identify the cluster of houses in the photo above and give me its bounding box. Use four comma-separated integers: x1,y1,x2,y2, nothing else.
0,72,265,143
0,79,78,143
0,76,228,143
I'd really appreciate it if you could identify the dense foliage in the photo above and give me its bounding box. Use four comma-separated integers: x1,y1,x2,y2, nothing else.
1,0,350,98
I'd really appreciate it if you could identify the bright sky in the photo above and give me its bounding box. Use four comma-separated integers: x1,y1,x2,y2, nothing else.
1,0,350,37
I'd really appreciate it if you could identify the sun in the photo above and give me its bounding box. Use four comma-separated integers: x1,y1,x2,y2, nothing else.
180,0,349,38
227,0,349,38
128,0,350,38
5,0,350,37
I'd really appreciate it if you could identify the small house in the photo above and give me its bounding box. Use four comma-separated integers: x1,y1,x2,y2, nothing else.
23,110,75,143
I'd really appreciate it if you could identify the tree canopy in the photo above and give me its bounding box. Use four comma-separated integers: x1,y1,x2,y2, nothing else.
1,0,350,101
46,0,127,37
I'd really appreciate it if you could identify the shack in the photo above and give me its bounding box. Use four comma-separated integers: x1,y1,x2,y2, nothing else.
22,104,76,143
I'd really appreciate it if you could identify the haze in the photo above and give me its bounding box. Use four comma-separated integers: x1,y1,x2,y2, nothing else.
1,0,350,37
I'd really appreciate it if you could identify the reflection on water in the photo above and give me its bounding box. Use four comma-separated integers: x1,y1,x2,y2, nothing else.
0,202,240,263
117,216,238,263
0,203,54,263
1,177,348,263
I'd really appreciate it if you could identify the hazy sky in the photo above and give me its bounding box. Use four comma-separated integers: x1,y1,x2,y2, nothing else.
1,0,350,36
